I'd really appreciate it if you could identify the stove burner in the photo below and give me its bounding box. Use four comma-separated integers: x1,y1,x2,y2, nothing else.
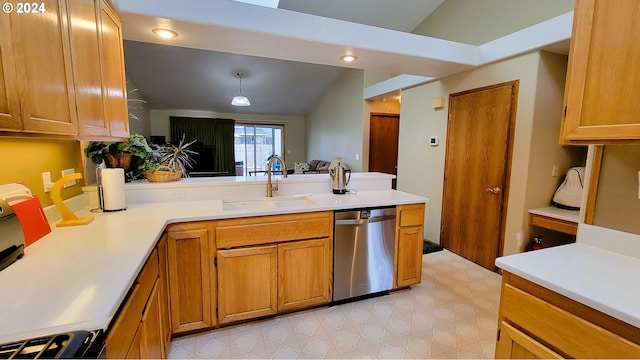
0,330,104,359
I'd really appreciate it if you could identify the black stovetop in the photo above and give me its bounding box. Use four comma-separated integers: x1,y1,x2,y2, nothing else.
0,330,104,359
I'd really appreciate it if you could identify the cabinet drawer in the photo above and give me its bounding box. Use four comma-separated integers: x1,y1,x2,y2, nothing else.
398,203,425,227
105,249,158,358
216,211,332,248
501,284,640,358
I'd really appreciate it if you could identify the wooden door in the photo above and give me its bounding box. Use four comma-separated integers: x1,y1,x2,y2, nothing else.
69,0,110,136
100,0,128,137
166,223,214,334
441,81,518,270
217,245,277,324
10,0,78,135
0,10,21,131
278,238,332,312
369,113,400,188
496,321,563,359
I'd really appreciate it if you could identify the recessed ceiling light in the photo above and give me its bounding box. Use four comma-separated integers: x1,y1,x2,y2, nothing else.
152,28,178,39
340,54,358,63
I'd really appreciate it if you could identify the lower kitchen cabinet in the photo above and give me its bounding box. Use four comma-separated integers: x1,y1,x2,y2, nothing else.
165,221,216,335
105,249,166,359
395,203,425,288
135,281,163,359
215,211,333,324
217,245,278,324
278,238,332,312
496,271,640,359
156,235,172,355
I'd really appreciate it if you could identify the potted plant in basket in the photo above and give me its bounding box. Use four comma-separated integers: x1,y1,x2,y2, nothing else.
85,134,159,180
144,136,198,182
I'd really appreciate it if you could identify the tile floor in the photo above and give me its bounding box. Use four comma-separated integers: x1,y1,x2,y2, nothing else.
169,250,502,359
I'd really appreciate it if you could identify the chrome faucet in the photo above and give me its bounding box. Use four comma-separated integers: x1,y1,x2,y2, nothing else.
266,155,287,197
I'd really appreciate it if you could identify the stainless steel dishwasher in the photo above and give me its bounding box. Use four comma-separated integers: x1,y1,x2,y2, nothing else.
333,207,396,302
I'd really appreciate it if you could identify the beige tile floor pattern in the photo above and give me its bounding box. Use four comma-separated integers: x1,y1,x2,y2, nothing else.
169,250,502,359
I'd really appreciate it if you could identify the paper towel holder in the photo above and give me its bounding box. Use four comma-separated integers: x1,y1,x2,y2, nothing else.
96,168,127,212
52,173,94,227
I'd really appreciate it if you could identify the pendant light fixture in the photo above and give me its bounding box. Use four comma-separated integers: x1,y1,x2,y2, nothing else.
231,72,251,106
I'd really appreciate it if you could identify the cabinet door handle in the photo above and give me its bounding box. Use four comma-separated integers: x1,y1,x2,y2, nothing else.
486,187,501,194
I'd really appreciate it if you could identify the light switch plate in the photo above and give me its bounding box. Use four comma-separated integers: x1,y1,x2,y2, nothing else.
429,136,439,146
42,172,52,193
62,168,76,188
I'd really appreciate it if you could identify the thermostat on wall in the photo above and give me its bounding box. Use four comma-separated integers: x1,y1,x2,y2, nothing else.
429,136,439,146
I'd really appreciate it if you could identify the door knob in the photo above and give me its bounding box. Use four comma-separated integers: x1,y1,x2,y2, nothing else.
486,187,501,194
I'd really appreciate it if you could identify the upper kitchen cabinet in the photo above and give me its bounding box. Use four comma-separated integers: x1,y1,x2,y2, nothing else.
3,0,78,135
98,0,128,138
0,0,128,138
69,0,128,138
560,0,640,144
0,12,21,131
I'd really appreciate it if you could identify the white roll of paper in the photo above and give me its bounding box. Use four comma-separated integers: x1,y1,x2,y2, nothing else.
99,168,126,211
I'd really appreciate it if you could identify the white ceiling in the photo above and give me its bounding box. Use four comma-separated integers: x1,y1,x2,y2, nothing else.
119,0,569,116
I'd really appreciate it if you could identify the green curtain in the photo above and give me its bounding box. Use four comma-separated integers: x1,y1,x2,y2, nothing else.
170,117,235,175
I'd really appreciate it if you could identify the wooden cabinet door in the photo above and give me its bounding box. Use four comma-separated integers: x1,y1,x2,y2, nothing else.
395,226,423,287
125,324,143,359
217,245,277,324
278,238,332,312
9,0,78,135
69,0,109,136
139,281,164,360
156,235,172,356
166,223,214,334
561,0,640,143
0,10,21,131
99,0,128,137
496,321,563,359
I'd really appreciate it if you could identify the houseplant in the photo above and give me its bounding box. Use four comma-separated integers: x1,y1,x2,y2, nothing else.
85,134,160,180
145,136,198,182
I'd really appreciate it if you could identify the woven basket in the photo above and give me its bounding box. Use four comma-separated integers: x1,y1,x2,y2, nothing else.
145,165,182,182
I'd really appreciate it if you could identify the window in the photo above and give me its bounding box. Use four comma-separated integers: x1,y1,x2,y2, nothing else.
234,124,284,175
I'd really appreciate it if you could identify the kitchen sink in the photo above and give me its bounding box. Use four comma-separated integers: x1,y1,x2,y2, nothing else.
222,196,316,211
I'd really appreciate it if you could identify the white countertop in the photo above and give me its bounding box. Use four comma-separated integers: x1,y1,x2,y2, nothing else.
0,190,426,343
528,206,580,223
496,223,640,329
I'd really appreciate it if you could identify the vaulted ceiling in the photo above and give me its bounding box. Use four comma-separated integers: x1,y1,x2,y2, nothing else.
119,0,571,116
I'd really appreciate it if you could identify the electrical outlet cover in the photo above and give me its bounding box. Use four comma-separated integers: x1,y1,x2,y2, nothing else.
62,168,76,188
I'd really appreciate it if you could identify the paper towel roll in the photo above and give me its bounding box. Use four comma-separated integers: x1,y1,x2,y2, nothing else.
99,168,126,211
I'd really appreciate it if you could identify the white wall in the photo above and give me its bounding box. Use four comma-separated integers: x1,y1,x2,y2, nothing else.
149,109,307,165
594,145,640,235
412,0,574,45
305,69,365,171
397,51,571,256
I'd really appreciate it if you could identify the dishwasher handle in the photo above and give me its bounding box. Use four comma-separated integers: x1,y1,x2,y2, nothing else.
335,215,396,225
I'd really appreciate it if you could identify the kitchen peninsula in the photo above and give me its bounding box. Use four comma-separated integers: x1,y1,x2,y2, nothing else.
0,172,427,358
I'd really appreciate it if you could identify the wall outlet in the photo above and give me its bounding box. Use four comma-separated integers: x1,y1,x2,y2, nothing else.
552,165,559,177
355,154,360,160
42,172,52,192
169,190,186,200
62,168,76,188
